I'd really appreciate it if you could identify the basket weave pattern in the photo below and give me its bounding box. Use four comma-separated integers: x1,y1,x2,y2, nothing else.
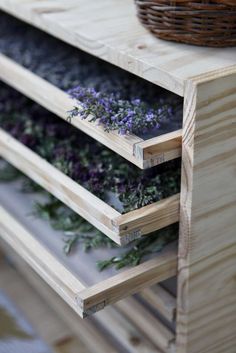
135,0,236,47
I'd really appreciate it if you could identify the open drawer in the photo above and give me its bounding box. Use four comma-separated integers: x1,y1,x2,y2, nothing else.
0,12,183,169
0,129,180,245
0,55,182,169
0,180,177,318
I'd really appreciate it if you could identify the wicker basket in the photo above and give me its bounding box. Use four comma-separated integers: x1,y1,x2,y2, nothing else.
135,0,236,47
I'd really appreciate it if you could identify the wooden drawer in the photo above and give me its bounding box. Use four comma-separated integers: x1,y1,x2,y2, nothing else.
1,249,176,353
0,129,180,245
0,180,177,318
0,54,182,170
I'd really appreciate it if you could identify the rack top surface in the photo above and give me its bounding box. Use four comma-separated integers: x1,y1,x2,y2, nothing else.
0,0,236,96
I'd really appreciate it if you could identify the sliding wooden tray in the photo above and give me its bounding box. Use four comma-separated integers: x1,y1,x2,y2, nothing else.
0,180,177,318
0,129,180,245
0,54,182,169
1,248,175,353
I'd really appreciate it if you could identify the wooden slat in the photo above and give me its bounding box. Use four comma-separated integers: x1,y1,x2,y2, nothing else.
1,269,94,353
0,205,178,318
95,306,164,353
0,53,182,169
140,285,176,322
3,246,162,353
116,296,175,353
76,244,177,315
0,263,73,348
135,130,182,168
0,0,236,96
0,206,85,315
0,128,180,245
0,127,121,243
0,261,116,353
113,194,180,239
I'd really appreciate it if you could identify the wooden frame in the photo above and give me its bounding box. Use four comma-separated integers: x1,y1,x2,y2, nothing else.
0,54,182,169
0,247,173,353
0,261,122,353
0,128,180,245
0,1,236,351
0,205,177,318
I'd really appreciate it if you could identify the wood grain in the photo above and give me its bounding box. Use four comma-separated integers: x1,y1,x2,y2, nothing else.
0,259,118,353
0,205,177,318
0,0,236,96
76,243,177,314
113,194,180,240
116,296,175,352
0,128,179,245
140,285,176,322
3,245,168,353
0,53,182,169
176,70,236,353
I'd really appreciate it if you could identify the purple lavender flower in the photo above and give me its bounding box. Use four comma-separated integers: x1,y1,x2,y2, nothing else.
67,85,181,136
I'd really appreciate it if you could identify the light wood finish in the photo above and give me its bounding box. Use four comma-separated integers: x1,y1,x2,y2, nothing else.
77,243,177,315
95,306,164,353
134,130,182,168
0,128,180,245
0,0,236,96
0,205,177,317
0,261,119,353
2,243,168,353
116,296,175,352
113,195,180,238
0,263,90,353
141,285,176,322
177,70,236,352
0,53,182,169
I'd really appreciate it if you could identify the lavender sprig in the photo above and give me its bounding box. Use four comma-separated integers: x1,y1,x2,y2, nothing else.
68,86,180,135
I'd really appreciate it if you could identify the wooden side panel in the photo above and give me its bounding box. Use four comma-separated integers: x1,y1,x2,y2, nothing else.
176,72,236,353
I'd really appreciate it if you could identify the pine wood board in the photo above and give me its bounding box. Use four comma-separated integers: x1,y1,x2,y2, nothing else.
2,243,172,353
0,263,89,353
0,128,180,245
140,285,176,323
115,296,175,352
176,68,236,352
0,182,178,318
0,54,182,169
0,0,236,96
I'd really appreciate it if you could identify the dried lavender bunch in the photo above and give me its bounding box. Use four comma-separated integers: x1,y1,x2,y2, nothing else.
0,84,181,214
0,11,183,136
68,86,181,135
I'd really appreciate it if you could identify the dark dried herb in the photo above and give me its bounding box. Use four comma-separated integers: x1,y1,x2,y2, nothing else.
0,161,178,271
0,84,181,214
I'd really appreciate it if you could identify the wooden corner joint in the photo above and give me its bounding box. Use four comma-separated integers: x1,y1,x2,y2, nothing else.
111,219,142,245
76,295,106,317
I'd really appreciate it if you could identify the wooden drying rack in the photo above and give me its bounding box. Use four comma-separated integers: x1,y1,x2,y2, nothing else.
0,1,235,352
